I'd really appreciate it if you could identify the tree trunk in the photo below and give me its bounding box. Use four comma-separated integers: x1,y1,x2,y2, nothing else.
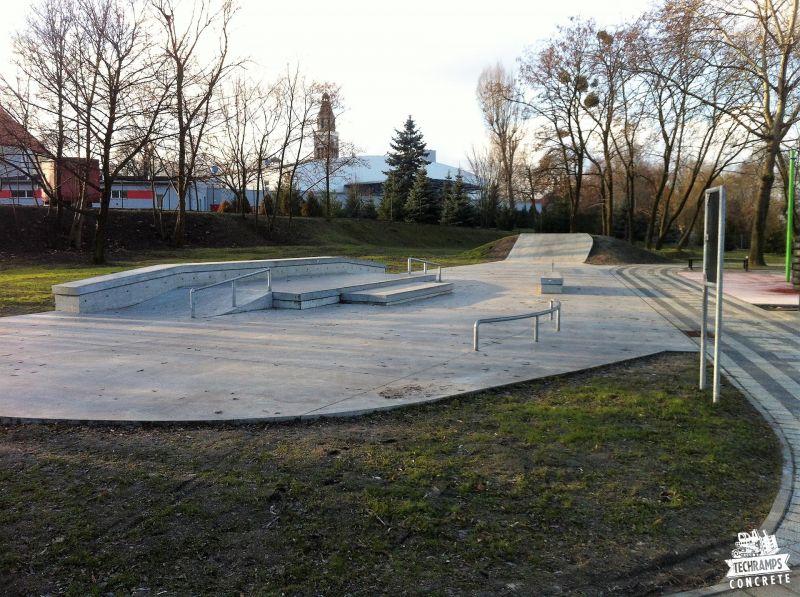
677,197,703,250
749,142,779,266
93,193,110,264
174,200,186,247
625,170,635,243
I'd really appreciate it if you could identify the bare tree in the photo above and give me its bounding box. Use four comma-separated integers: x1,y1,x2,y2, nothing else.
2,0,78,247
669,0,800,264
80,0,169,263
476,63,524,215
152,0,236,247
209,77,276,217
467,145,501,228
519,19,599,232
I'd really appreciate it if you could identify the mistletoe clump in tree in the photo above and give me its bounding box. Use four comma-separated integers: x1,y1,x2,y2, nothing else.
380,116,429,221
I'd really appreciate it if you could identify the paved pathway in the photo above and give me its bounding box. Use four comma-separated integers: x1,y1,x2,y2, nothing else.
617,265,799,595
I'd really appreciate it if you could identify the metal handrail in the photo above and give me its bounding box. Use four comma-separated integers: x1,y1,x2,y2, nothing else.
473,300,561,351
407,257,442,282
189,268,271,318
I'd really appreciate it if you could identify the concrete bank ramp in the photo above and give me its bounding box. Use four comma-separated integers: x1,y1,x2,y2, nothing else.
506,233,593,264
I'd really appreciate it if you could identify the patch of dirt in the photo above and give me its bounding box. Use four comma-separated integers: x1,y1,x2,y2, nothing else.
379,384,425,399
484,234,519,260
586,235,674,265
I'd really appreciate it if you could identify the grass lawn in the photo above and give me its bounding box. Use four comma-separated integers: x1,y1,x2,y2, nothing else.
0,236,516,318
0,353,781,595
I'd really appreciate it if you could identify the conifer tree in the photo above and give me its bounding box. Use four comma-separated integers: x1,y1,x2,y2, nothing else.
451,170,476,226
382,116,428,220
345,185,361,218
404,167,435,223
440,173,456,225
379,171,402,220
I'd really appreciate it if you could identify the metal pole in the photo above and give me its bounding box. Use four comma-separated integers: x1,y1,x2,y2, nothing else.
473,322,479,351
549,300,554,321
407,258,412,275
556,304,561,331
533,316,539,342
190,288,196,319
437,266,442,282
267,269,272,292
787,149,796,282
423,262,428,274
712,188,726,403
232,279,237,308
700,194,711,390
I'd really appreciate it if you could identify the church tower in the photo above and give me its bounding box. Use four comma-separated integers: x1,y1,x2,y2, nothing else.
314,92,339,160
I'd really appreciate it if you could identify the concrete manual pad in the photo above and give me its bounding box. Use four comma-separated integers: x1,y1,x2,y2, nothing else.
0,233,697,423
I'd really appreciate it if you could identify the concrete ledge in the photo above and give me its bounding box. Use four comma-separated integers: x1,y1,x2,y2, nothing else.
52,257,385,314
539,274,564,295
540,285,563,294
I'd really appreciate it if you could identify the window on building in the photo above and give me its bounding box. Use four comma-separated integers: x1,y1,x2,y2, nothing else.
111,190,129,199
11,189,34,198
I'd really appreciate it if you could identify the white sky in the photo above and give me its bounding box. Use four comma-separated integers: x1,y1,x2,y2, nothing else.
0,0,653,168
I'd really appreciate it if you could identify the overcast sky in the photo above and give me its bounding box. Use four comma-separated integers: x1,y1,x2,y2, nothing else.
0,0,653,168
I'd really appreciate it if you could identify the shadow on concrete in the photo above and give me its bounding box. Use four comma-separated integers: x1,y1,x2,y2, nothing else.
562,286,632,297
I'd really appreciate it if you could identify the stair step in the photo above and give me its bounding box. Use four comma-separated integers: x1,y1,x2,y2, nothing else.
343,273,438,293
341,282,453,305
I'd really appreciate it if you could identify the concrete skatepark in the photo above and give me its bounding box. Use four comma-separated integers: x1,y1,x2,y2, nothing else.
1,232,698,423
4,232,800,590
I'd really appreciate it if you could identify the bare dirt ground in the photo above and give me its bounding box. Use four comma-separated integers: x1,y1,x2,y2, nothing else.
0,353,780,596
586,235,674,265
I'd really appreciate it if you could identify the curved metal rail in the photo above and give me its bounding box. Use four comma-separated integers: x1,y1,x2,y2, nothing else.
407,257,442,282
473,300,561,351
189,268,271,318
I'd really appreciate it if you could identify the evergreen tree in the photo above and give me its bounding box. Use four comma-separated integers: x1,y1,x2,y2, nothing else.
361,199,378,219
403,168,430,224
379,171,402,220
304,191,324,217
451,171,476,226
440,173,456,225
382,116,429,220
345,185,362,218
404,167,438,224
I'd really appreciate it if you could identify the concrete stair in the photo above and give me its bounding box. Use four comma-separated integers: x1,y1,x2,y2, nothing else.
341,280,453,306
272,274,443,309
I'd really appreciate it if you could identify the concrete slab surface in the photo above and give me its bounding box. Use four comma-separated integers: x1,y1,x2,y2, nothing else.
0,234,697,422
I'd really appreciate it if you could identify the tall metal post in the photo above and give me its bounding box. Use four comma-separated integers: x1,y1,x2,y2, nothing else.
712,188,726,403
700,194,712,390
786,149,796,282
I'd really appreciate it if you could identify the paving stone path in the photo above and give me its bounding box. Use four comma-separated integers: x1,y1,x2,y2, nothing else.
617,265,799,596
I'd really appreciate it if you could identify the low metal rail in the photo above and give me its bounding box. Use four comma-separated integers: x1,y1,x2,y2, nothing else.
407,257,442,282
473,300,561,351
189,268,271,318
